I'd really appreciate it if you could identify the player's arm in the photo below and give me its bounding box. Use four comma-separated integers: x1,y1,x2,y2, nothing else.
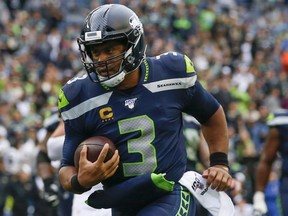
59,144,119,194
255,127,279,191
201,106,228,158
185,80,233,191
201,106,233,191
47,120,65,161
199,126,240,194
198,131,210,169
59,166,79,193
37,129,54,177
37,131,56,180
253,127,279,214
50,119,65,137
58,121,119,194
37,114,62,208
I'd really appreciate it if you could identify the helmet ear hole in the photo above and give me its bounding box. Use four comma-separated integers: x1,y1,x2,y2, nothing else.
127,56,135,64
133,29,140,37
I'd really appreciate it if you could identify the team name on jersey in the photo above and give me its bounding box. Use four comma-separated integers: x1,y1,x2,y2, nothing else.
157,82,182,88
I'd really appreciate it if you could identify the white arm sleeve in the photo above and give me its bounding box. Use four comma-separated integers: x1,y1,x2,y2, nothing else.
47,135,65,161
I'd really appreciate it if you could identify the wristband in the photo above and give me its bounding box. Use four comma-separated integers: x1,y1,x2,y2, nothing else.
209,152,229,169
71,175,91,193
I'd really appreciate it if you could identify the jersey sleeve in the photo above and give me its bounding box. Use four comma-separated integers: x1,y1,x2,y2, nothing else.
60,121,87,167
158,52,220,123
183,80,220,124
57,86,88,167
156,52,196,79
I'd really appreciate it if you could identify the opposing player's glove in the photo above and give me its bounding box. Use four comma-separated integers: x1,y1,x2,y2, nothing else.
43,178,60,207
44,191,59,207
253,191,267,215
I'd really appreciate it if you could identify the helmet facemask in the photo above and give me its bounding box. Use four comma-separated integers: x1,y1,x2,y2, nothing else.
78,39,127,87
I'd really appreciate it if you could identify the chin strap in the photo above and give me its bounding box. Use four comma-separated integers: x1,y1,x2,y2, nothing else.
100,70,126,87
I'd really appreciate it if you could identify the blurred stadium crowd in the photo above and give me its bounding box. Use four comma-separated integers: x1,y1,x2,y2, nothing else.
0,0,288,215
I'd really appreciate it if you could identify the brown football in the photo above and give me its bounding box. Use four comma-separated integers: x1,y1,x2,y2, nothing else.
74,136,116,170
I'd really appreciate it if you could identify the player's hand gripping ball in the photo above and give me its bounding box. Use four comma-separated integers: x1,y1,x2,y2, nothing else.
74,136,116,170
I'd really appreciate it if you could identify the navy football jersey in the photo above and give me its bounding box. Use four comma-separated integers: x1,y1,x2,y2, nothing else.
266,109,288,176
58,52,220,186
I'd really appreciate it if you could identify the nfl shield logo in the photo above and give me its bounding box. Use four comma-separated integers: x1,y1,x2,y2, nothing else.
125,98,137,109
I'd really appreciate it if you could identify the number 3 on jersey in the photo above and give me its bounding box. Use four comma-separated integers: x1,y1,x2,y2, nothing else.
118,115,157,177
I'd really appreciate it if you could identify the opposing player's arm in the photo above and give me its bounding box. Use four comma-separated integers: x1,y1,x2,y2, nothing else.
253,127,279,214
255,127,279,192
47,120,65,161
50,119,65,137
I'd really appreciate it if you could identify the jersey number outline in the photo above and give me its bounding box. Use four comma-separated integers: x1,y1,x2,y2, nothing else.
118,115,157,177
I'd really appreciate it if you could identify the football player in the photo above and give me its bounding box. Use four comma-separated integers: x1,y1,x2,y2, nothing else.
58,4,234,216
253,109,288,216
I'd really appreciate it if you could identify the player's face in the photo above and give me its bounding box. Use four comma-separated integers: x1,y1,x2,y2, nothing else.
89,41,125,77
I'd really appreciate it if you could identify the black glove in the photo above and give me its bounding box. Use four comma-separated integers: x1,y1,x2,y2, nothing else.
43,178,60,207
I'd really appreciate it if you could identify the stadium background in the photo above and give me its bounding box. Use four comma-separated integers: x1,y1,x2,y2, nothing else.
0,0,288,215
